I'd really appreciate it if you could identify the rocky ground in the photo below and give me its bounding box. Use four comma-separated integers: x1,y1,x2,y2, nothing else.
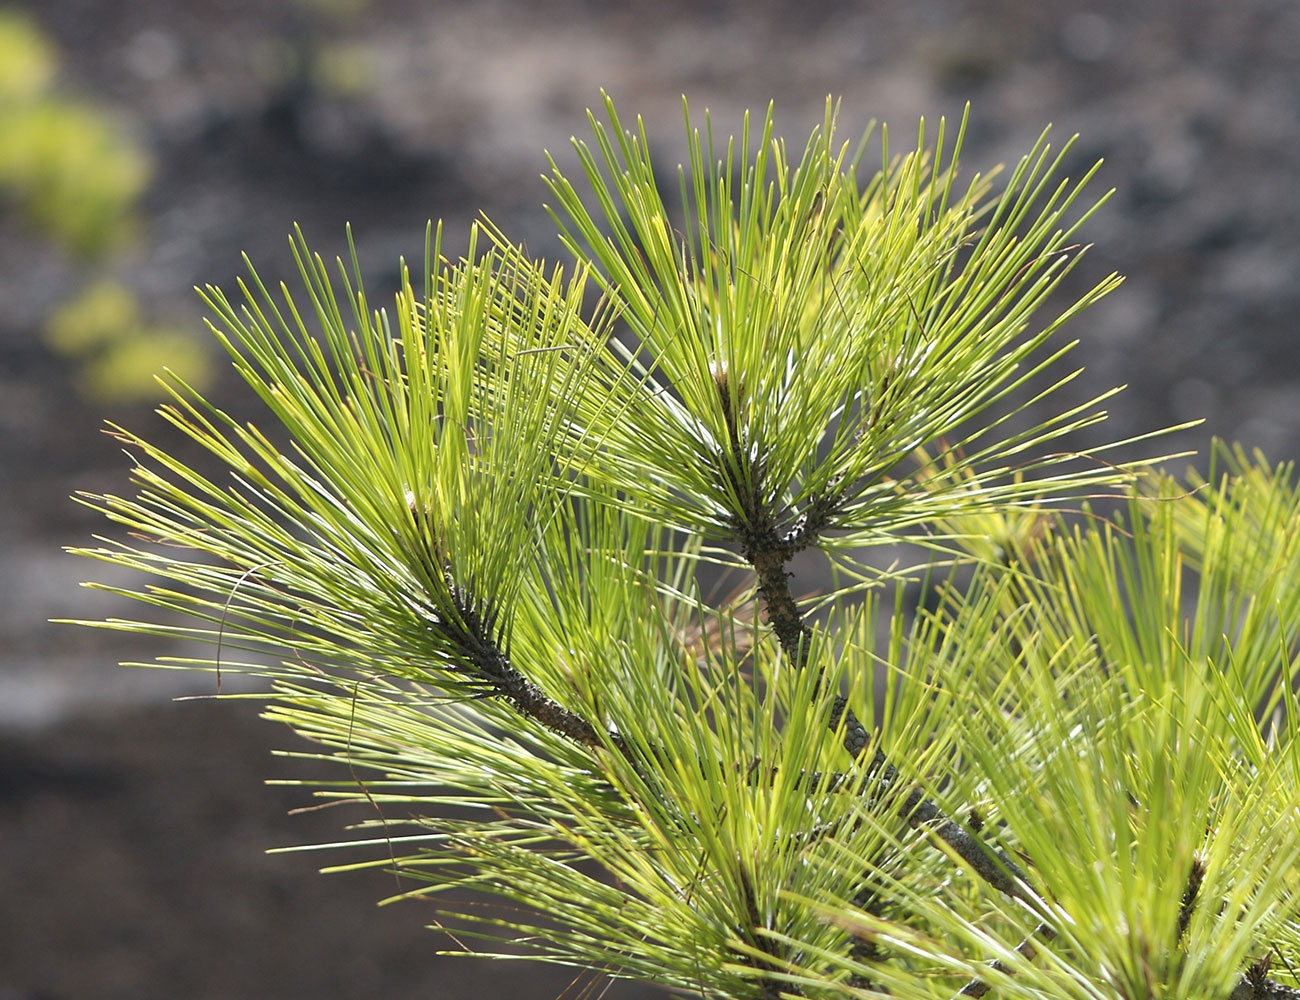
2,0,1298,997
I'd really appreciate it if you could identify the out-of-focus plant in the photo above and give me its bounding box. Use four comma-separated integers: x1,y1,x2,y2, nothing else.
293,0,371,19
253,0,377,102
0,8,56,101
0,99,149,254
0,9,214,404
0,10,149,255
46,281,213,404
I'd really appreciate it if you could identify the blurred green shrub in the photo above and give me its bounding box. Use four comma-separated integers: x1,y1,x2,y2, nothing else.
46,280,212,405
310,40,375,98
0,9,213,403
0,8,56,100
293,0,371,19
0,101,151,254
0,10,150,255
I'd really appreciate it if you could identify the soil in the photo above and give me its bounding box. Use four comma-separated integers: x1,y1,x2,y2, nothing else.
2,0,1298,997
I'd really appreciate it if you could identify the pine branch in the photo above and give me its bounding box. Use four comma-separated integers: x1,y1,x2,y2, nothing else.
954,924,1056,998
72,100,1300,1000
737,866,795,1000
444,579,626,758
737,508,1034,905
1178,853,1206,940
1231,965,1300,1000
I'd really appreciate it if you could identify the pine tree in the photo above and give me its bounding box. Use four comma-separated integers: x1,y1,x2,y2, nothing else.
70,95,1300,999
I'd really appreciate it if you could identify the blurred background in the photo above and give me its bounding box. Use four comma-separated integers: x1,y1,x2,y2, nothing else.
1,0,1297,996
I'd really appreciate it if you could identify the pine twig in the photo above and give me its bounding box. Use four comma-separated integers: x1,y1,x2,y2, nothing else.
1178,853,1206,939
741,517,1034,903
955,924,1056,998
1231,964,1300,1000
445,582,627,758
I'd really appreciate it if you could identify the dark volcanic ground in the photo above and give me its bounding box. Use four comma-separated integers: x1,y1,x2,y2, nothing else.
2,1,1299,997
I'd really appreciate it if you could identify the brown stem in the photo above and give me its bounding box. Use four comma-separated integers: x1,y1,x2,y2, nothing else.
1178,853,1206,939
1231,966,1300,1000
446,584,627,757
744,524,1034,902
737,865,796,1000
749,538,813,671
956,924,1056,998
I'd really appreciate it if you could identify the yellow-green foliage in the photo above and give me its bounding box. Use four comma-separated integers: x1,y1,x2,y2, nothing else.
70,98,1300,998
46,281,213,404
311,41,376,98
0,11,209,403
0,10,150,255
293,0,372,20
0,9,56,100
